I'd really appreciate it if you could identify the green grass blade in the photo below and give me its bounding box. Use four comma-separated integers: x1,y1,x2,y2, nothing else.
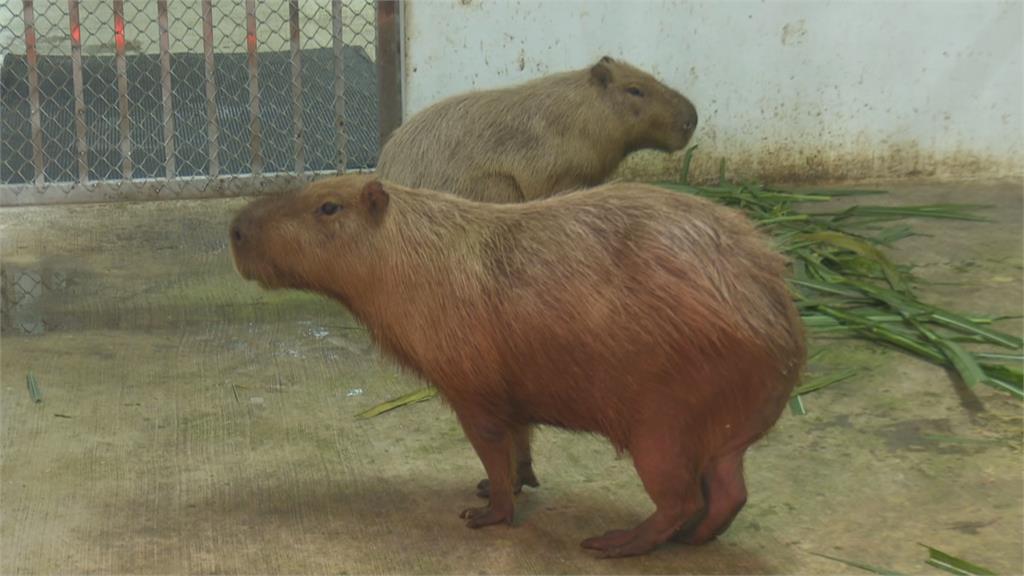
975,352,1024,362
792,188,888,197
26,372,42,404
873,225,920,245
902,318,986,388
791,279,869,299
920,545,996,576
936,340,986,388
802,231,909,292
793,369,859,396
839,280,1021,350
809,552,906,575
928,311,1023,349
829,204,991,222
758,214,811,226
788,395,806,416
802,314,914,328
679,145,698,184
981,364,1023,392
816,306,946,363
743,191,832,203
356,387,438,419
981,363,1024,396
982,376,1024,398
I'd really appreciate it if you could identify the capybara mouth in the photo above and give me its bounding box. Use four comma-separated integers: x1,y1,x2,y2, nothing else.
229,211,283,289
231,252,290,290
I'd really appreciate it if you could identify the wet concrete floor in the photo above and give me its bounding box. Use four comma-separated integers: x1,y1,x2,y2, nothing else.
1,179,1021,574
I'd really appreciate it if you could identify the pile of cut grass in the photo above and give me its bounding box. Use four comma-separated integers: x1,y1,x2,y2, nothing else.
357,154,1022,419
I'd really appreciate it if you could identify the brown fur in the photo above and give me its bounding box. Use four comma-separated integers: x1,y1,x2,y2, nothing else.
376,56,698,203
229,175,805,558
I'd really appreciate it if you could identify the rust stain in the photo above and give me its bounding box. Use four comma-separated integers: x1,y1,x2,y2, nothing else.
781,19,807,46
614,142,1022,186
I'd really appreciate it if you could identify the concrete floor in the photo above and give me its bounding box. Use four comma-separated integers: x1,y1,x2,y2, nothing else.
1,179,1021,574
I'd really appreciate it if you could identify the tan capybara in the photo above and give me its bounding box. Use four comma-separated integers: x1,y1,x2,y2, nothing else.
376,56,698,203
229,175,805,558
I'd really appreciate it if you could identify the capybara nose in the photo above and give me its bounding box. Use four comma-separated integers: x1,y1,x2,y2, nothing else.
230,223,244,245
684,111,698,132
682,105,698,133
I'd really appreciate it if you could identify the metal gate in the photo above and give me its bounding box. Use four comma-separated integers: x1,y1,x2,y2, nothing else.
0,0,401,205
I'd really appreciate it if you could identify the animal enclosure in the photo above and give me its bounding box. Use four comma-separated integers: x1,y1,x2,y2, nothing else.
0,1,1021,573
0,0,401,205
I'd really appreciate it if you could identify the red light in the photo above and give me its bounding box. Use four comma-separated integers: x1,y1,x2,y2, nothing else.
114,17,125,50
70,24,80,44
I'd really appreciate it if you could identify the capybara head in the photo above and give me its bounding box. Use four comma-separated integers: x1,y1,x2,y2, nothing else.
589,56,698,152
230,175,385,298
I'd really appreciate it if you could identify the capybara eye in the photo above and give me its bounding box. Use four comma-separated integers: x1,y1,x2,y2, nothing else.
626,86,645,98
318,202,341,216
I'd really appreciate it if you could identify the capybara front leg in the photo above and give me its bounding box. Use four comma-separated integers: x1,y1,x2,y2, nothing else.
581,436,703,558
678,449,748,545
456,413,516,528
477,424,539,498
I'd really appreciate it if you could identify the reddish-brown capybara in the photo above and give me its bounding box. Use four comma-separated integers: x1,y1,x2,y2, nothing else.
376,56,698,203
229,175,805,558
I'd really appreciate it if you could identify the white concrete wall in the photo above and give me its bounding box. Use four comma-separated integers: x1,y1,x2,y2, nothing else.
402,0,1023,182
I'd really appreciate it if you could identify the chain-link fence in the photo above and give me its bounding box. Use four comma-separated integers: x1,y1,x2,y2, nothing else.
0,0,399,205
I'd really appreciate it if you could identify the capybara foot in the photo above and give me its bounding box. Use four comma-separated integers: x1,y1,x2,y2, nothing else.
476,478,515,499
459,505,513,528
476,465,540,498
678,506,741,545
581,529,661,558
581,529,633,551
677,451,747,545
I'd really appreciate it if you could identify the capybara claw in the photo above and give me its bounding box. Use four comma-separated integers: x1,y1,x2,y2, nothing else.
460,506,513,528
580,529,633,551
582,529,661,559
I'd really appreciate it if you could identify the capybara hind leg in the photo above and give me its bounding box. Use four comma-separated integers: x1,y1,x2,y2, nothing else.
477,424,539,498
582,437,703,558
679,449,748,545
455,412,516,528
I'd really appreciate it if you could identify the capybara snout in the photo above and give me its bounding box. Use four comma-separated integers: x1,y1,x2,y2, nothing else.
657,89,698,152
673,92,699,148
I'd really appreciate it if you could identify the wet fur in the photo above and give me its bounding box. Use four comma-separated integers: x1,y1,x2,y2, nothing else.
377,57,698,203
230,175,805,557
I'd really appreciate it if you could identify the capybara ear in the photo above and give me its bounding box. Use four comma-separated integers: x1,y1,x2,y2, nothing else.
599,55,614,64
590,59,613,88
361,179,390,221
